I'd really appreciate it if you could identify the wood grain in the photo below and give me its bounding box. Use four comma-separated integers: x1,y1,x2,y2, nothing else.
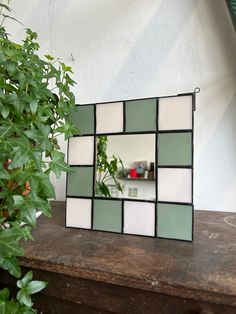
1,201,235,313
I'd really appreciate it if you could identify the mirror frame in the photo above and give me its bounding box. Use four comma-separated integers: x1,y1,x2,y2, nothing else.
66,92,195,241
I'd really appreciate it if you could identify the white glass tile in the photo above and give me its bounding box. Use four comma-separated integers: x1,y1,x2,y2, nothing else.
158,168,192,203
96,102,123,134
124,201,155,236
68,136,94,165
159,96,192,130
66,198,92,229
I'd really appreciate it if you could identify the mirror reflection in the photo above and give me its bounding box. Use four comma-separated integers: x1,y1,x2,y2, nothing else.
95,134,156,201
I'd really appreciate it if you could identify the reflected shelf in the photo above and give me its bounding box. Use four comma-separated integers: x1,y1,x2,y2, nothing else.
121,177,155,182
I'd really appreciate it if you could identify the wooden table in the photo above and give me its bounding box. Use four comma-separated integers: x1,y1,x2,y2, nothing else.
1,201,236,313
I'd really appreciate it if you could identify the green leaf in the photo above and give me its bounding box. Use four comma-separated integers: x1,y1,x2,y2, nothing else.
16,273,47,308
13,194,51,217
6,62,17,76
20,207,36,227
30,149,43,169
7,137,31,169
9,223,33,241
7,93,22,117
0,163,10,180
12,195,28,209
0,256,21,278
0,229,24,257
19,305,37,314
60,62,73,73
0,288,10,301
24,124,51,151
0,300,36,314
1,105,9,119
55,120,78,140
44,54,54,61
8,148,31,169
17,271,33,289
25,28,38,40
0,121,24,139
36,172,56,199
38,106,55,122
11,170,38,195
16,290,33,308
96,182,111,197
25,281,47,295
0,300,18,314
49,150,72,179
29,100,38,115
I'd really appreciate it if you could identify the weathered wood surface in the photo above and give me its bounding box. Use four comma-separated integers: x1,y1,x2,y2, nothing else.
17,202,236,310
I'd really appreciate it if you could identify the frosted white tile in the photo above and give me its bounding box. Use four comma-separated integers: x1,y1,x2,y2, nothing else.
66,198,92,229
124,201,155,236
96,102,123,134
159,96,192,130
158,168,192,203
68,136,94,165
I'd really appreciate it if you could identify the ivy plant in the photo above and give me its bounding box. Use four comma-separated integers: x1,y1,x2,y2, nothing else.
0,3,77,313
96,135,124,197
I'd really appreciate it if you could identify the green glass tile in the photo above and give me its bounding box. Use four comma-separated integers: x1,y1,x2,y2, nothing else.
157,203,192,241
67,167,93,197
158,133,192,166
93,199,122,233
71,105,94,135
125,99,156,132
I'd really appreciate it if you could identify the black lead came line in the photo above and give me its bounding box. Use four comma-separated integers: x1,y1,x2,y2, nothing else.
191,92,196,241
155,98,159,237
71,130,192,138
91,104,97,230
66,195,193,207
75,91,194,107
66,195,157,204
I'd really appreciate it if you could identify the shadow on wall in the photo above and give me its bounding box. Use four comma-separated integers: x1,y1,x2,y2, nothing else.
195,92,236,212
203,0,236,73
103,0,199,100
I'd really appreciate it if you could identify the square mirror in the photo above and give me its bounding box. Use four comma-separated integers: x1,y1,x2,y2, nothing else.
66,93,194,241
95,134,156,201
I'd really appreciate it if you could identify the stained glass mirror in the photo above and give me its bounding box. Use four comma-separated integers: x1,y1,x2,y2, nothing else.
66,92,195,241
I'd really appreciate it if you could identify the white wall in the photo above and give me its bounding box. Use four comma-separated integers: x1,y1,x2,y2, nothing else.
106,134,155,168
7,0,236,211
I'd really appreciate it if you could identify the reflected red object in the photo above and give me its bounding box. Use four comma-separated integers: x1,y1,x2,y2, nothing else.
129,168,137,178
